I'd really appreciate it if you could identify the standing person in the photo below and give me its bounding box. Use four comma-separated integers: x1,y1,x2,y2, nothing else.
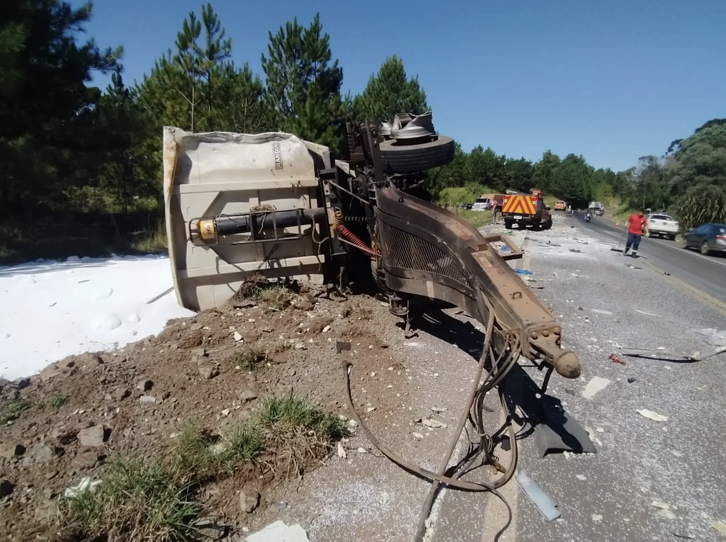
490,199,498,223
624,209,648,257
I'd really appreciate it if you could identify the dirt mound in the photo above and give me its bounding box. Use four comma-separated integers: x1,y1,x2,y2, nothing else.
0,284,405,541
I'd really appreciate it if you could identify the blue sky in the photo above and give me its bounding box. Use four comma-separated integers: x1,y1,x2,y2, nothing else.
73,0,725,171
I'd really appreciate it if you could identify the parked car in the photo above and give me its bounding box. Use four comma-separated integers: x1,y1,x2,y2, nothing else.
554,200,567,211
472,197,492,211
461,203,473,210
646,214,679,240
683,223,726,255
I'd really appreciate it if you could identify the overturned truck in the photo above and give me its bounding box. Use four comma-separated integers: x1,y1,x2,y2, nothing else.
163,113,582,537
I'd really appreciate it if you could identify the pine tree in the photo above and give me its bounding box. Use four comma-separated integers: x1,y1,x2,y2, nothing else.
352,56,428,123
261,13,345,150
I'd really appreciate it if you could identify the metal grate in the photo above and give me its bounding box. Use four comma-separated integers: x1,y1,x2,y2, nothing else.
378,221,471,287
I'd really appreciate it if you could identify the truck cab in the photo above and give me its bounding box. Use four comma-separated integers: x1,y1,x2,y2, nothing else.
501,193,552,230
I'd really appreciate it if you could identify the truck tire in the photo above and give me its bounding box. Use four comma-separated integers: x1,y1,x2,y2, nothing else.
379,136,455,173
504,220,513,230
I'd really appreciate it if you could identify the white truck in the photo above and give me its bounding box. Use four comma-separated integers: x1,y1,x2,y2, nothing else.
588,201,604,215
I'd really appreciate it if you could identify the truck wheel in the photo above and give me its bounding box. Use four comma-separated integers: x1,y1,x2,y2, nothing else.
379,136,455,173
504,220,513,230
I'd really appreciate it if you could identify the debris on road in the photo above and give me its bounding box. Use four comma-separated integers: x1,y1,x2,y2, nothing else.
651,500,677,520
63,477,101,498
637,409,668,422
514,269,533,275
712,521,726,537
337,442,346,459
244,520,310,542
621,345,726,362
591,309,613,315
609,353,626,365
517,470,561,521
582,376,610,399
419,418,447,429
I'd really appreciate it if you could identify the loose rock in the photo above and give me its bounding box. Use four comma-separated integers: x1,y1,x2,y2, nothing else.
72,448,103,470
78,425,106,447
0,443,26,460
297,301,315,312
114,387,130,401
136,377,153,392
77,352,102,370
31,443,62,463
199,366,219,379
240,489,261,513
139,395,156,404
239,390,258,404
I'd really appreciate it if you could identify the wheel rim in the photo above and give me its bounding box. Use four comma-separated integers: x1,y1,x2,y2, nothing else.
701,242,709,255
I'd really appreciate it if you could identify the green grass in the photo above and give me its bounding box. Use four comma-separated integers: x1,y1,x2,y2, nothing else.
61,457,204,542
229,347,269,371
457,209,493,230
342,303,373,321
0,398,32,424
235,278,296,313
129,221,168,253
45,393,68,411
59,396,345,542
256,396,349,457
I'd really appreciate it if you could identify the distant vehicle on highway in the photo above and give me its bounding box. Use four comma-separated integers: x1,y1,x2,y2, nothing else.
554,200,567,211
683,223,726,255
594,208,604,216
647,213,679,240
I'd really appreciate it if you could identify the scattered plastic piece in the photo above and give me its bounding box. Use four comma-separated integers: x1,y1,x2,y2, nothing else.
582,376,610,400
517,470,561,521
712,521,726,536
245,521,310,542
637,409,668,422
514,269,533,275
64,477,101,498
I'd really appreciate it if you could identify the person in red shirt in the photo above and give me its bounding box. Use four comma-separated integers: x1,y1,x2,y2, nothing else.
624,209,648,257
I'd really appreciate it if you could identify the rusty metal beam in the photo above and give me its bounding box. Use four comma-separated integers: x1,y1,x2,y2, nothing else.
375,184,581,379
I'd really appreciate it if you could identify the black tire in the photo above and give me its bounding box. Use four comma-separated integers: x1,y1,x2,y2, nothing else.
668,234,676,241
701,241,711,256
504,220,513,230
379,136,455,173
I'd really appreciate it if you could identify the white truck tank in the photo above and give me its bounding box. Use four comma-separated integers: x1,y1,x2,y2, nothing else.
162,127,331,311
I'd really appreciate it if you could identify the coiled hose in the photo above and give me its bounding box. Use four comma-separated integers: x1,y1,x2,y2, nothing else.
342,290,520,541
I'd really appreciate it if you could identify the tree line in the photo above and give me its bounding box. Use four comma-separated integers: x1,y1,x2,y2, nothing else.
1,0,724,259
0,1,428,226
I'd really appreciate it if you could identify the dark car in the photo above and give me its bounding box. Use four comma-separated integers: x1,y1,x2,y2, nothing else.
683,223,726,255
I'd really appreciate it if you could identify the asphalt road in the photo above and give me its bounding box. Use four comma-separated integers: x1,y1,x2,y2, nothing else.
506,215,726,542
573,211,726,307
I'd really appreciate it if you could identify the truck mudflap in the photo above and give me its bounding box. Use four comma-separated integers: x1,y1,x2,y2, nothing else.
375,185,580,378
